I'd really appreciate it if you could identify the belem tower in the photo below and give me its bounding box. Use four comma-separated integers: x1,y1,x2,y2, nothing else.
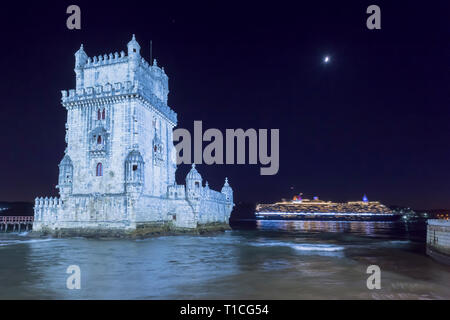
33,35,234,234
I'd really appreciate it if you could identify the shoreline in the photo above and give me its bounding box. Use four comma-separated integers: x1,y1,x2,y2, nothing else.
28,222,232,239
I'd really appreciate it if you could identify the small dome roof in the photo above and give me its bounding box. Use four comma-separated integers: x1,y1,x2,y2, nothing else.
127,34,141,50
125,150,144,163
75,44,86,56
186,164,202,181
59,154,72,167
221,177,232,193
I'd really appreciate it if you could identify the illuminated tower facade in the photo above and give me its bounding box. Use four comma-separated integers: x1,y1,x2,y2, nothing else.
33,35,233,233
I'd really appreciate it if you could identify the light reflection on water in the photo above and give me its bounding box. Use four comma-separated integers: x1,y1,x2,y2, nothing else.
0,220,449,299
255,220,422,238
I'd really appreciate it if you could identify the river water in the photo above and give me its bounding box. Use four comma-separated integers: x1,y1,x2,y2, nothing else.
0,220,449,299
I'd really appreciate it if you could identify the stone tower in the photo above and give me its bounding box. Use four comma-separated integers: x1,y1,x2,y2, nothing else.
33,35,234,234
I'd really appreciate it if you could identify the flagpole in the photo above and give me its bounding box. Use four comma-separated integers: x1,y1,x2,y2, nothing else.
150,40,153,65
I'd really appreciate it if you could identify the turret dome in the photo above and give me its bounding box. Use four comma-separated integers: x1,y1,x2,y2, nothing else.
186,164,202,181
59,154,73,167
221,177,232,193
221,177,233,203
127,34,141,56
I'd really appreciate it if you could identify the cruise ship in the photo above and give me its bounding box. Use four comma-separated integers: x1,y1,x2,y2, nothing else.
255,194,402,221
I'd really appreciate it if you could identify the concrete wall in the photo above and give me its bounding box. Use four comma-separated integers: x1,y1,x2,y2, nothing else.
427,219,450,265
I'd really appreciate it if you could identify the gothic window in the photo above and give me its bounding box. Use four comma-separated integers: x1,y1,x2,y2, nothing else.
89,127,108,156
102,108,106,120
97,109,101,120
96,163,103,176
125,150,144,184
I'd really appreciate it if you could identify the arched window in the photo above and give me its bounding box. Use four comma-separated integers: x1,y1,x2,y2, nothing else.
97,135,102,144
96,163,103,176
125,150,144,184
102,108,106,120
97,109,101,120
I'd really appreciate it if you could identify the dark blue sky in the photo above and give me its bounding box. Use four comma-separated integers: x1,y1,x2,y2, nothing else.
0,1,449,209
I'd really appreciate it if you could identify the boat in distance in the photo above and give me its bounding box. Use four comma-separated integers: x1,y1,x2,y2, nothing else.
255,194,402,221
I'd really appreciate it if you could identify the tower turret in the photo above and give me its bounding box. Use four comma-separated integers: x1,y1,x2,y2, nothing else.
221,177,233,203
127,34,141,59
75,44,88,68
74,44,88,89
186,164,202,199
127,34,141,77
57,155,73,199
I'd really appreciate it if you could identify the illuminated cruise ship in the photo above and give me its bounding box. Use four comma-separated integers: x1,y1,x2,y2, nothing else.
256,194,401,221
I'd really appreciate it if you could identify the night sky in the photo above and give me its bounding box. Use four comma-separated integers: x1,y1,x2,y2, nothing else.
0,1,448,209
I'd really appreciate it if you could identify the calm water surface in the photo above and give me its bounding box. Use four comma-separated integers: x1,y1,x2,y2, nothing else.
0,220,449,299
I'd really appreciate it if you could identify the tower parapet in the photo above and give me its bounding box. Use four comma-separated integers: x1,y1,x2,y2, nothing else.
61,80,177,124
167,184,186,199
72,35,169,103
34,197,61,227
85,51,127,67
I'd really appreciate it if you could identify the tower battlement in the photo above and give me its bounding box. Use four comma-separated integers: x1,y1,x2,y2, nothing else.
74,35,169,105
79,50,166,78
82,50,127,67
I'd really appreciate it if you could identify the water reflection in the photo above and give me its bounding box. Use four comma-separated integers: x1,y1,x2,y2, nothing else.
0,221,447,299
255,220,426,241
